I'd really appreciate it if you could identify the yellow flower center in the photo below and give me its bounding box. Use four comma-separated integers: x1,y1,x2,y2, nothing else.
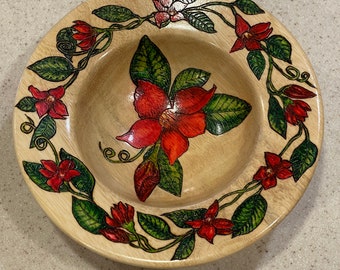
46,95,55,104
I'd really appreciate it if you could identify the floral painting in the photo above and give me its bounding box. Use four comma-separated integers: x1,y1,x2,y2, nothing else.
15,0,319,261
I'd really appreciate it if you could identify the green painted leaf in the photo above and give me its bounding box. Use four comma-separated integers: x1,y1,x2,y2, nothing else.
163,208,206,228
130,35,171,92
184,12,216,33
172,232,195,260
30,116,56,149
27,56,74,82
137,212,176,240
247,50,266,80
72,197,107,234
203,93,252,135
290,139,318,181
266,35,292,63
232,194,267,237
92,5,137,23
170,68,210,98
268,96,287,138
235,0,265,15
15,97,37,112
56,27,77,58
158,149,183,197
59,148,95,197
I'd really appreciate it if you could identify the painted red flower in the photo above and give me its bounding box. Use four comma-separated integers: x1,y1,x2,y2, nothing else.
134,159,160,202
284,99,312,125
105,202,135,229
116,80,216,165
28,85,68,119
230,14,273,53
186,200,233,243
72,20,98,51
100,228,130,244
253,152,293,189
153,0,187,28
39,160,81,192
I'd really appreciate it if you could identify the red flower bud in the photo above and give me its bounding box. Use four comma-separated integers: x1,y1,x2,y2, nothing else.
100,228,130,244
284,99,312,125
105,202,135,229
72,20,98,51
134,160,160,202
284,85,316,99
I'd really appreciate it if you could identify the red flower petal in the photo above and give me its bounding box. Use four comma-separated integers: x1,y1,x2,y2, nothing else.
176,112,206,138
186,219,203,229
230,38,246,53
276,168,293,179
48,86,65,99
134,80,169,119
52,100,69,117
112,203,126,225
46,175,63,192
73,33,91,41
253,27,273,41
244,39,262,51
63,169,81,181
105,216,120,227
41,160,57,172
154,12,170,28
35,101,49,118
72,21,92,33
265,152,282,168
161,130,188,165
127,204,135,221
198,224,216,244
295,100,311,111
284,85,316,99
174,85,216,114
205,200,219,219
116,119,162,148
261,175,277,190
100,228,130,243
253,166,267,181
58,160,73,171
28,85,49,100
78,37,96,51
235,15,250,37
134,160,160,202
39,168,55,178
213,219,233,235
250,23,271,37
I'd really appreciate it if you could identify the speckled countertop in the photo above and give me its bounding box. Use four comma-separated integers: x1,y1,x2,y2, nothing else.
1,0,339,269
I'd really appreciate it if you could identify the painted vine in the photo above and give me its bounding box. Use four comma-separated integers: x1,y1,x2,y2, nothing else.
16,0,318,261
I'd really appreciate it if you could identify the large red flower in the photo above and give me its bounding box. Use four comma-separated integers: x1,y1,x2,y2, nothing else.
72,20,98,51
186,200,233,243
116,80,216,165
39,160,80,192
230,14,272,53
28,85,68,119
253,152,293,189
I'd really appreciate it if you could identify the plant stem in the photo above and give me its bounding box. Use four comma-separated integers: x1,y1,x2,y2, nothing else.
218,181,261,210
279,123,303,156
64,182,93,201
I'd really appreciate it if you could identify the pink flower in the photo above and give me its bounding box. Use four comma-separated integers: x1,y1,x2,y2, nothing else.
253,152,293,189
72,20,98,51
28,85,68,119
39,160,80,192
116,80,216,165
153,0,187,28
186,200,233,243
230,14,272,53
